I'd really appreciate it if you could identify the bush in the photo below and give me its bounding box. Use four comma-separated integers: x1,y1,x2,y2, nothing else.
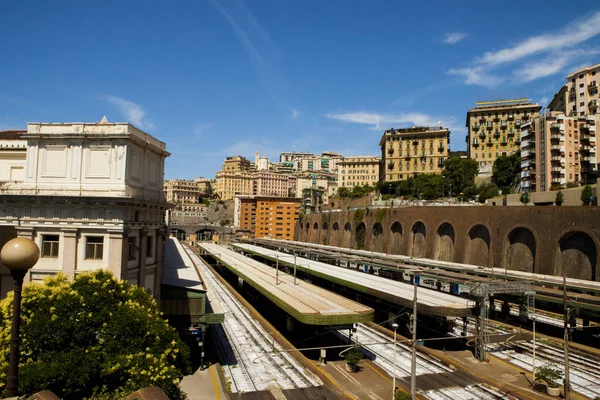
0,271,190,399
394,390,411,400
581,184,593,205
344,347,363,372
520,191,530,205
534,365,562,388
555,191,564,206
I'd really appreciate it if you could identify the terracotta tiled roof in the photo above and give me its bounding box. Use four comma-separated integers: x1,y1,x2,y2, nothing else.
0,130,26,140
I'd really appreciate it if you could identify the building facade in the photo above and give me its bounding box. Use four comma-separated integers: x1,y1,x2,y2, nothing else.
466,99,541,170
379,126,449,182
0,121,169,299
337,156,381,188
252,171,290,197
521,112,598,192
234,196,301,240
566,63,600,117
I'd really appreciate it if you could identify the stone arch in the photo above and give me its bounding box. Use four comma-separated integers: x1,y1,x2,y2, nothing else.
410,221,427,258
310,222,319,243
322,222,329,245
343,222,352,248
332,222,340,247
389,221,403,254
466,224,490,267
435,222,455,262
371,222,384,253
556,231,597,281
355,222,366,250
505,227,536,273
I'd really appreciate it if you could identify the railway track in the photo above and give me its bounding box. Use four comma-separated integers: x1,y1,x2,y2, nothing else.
184,245,321,393
338,324,507,399
451,318,600,398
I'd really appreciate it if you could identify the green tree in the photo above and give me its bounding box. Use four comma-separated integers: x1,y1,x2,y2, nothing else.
344,347,363,372
477,183,499,204
0,271,190,399
337,187,351,198
442,157,479,196
394,390,411,400
581,184,593,205
415,173,444,200
492,153,521,194
555,191,564,206
520,191,530,205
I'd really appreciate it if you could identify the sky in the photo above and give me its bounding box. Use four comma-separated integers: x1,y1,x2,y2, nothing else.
1,1,600,179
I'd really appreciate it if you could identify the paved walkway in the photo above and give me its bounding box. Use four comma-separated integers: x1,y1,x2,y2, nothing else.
180,364,229,400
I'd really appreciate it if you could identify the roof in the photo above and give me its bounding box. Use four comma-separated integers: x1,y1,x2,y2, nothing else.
0,130,26,140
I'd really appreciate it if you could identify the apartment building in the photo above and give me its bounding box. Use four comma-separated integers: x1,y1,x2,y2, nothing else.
280,151,314,163
566,63,600,117
466,99,541,170
295,172,337,204
0,120,169,299
278,151,343,174
215,155,253,200
233,196,301,240
379,126,449,181
337,156,380,188
253,171,290,197
520,112,598,192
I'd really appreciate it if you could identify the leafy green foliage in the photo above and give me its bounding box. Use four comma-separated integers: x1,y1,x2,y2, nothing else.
492,153,521,194
549,183,564,191
0,271,190,399
477,183,500,203
375,208,386,223
534,365,562,388
394,390,411,400
555,191,564,206
344,347,363,372
442,157,479,196
520,191,530,205
353,209,365,226
581,184,593,205
337,184,375,198
566,181,579,188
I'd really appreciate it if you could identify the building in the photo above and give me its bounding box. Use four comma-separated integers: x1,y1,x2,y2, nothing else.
280,151,314,163
234,196,301,240
301,187,325,214
521,112,597,192
549,85,568,113
215,156,253,200
337,156,381,188
0,120,169,299
252,171,290,197
466,99,541,171
566,63,600,117
295,171,337,204
379,126,449,181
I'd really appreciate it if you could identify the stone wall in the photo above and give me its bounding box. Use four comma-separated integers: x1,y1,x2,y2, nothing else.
296,206,600,281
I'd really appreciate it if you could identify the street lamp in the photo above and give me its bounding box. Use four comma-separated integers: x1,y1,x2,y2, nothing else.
0,237,40,397
391,322,399,400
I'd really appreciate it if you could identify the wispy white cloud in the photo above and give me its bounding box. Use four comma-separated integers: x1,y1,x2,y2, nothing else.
480,12,600,66
443,32,468,45
103,95,154,130
538,96,550,107
449,11,600,86
291,109,299,119
193,122,214,138
326,111,439,130
448,67,503,87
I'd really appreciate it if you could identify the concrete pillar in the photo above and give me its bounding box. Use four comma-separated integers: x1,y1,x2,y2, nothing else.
108,230,128,280
138,229,148,289
62,229,78,279
501,300,510,318
154,228,165,301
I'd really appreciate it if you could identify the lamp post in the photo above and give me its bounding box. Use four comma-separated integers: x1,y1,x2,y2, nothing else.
391,322,399,400
1,237,40,397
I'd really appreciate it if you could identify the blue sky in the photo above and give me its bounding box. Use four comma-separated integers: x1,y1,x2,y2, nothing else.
1,1,600,179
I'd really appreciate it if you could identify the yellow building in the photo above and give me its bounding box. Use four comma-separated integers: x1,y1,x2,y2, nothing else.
566,63,600,117
337,156,380,188
379,126,449,181
215,156,253,200
466,99,541,169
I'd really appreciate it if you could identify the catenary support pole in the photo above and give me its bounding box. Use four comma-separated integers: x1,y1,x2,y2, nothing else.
411,280,418,399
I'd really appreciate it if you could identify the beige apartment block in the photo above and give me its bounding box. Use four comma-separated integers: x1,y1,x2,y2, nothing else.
379,126,449,182
466,99,541,171
0,121,170,299
337,156,380,188
520,112,597,192
253,171,290,197
566,63,600,117
215,155,253,200
295,172,337,203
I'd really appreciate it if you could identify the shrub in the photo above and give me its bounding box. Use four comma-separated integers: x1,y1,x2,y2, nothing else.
581,184,593,205
520,191,530,205
555,191,564,206
534,365,562,388
0,271,190,399
344,347,363,372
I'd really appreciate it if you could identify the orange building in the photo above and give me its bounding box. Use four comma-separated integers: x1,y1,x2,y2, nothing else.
234,196,301,240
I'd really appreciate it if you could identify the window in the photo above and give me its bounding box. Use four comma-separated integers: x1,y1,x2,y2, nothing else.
146,236,154,258
128,237,137,261
85,237,104,260
42,235,59,258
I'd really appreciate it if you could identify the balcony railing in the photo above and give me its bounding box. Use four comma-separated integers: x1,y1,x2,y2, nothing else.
589,82,597,90
581,123,590,130
493,130,500,137
508,114,514,120
589,100,598,107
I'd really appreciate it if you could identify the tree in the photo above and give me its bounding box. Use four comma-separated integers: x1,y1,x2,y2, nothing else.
477,183,499,204
344,347,363,372
415,173,444,200
555,191,564,206
520,191,530,205
442,157,479,196
581,184,593,205
0,271,190,399
337,187,351,198
492,153,521,194
534,365,562,388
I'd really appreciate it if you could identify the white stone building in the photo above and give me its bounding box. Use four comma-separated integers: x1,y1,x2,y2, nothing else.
0,120,170,299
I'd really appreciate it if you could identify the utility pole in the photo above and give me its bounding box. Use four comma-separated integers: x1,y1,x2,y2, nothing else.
563,273,570,399
294,254,297,285
411,279,418,400
276,254,279,285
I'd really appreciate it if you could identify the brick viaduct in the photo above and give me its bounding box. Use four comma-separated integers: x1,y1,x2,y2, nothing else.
295,207,600,282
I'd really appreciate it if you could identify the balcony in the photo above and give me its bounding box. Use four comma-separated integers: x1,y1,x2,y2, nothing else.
405,154,412,159
500,122,508,129
581,145,591,151
493,116,500,122
438,146,445,152
569,88,576,94
551,156,562,161
472,124,480,131
550,144,563,150
522,149,531,158
387,162,395,170
550,123,561,130
589,100,598,108
521,171,529,178
550,133,562,140
551,167,563,172
581,123,590,130
486,123,493,130
508,113,515,120
473,140,480,147
589,82,598,90
569,110,578,116
515,120,521,127
479,131,487,138
582,156,593,162
523,114,530,120
522,181,530,188
493,130,500,137
388,148,394,155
